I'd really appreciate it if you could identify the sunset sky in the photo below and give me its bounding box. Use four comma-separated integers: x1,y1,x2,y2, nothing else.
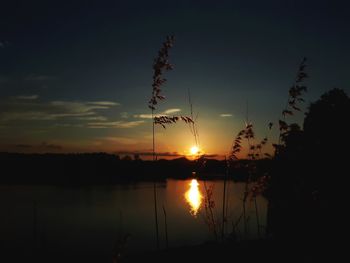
1,0,349,158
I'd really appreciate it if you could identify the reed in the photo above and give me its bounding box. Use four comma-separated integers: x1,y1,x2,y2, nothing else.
203,181,219,241
148,35,175,249
226,57,309,240
275,57,308,152
162,205,169,249
148,36,194,249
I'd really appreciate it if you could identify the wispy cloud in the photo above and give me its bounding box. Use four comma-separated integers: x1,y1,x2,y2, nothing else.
101,136,138,145
77,116,107,121
220,113,233,117
87,120,145,129
134,108,182,119
114,150,182,157
53,123,84,128
116,121,145,128
120,112,129,118
0,98,119,122
87,101,120,106
15,95,39,100
15,142,62,150
133,114,153,119
163,108,181,114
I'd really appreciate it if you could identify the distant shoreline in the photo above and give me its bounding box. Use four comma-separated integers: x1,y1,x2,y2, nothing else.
0,152,271,185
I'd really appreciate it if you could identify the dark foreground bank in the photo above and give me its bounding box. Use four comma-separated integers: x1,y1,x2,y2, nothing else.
123,238,339,263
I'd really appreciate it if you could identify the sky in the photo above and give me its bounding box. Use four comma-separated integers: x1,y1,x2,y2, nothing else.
0,0,349,158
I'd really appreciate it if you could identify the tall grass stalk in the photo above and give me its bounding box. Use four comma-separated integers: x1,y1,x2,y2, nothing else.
148,36,194,249
203,181,218,241
221,156,228,240
151,109,159,249
254,196,260,237
162,205,169,249
276,57,308,150
148,36,175,249
187,89,200,149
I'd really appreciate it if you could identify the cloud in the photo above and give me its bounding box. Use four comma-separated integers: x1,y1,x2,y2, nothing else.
133,114,153,119
114,150,182,157
76,116,107,121
115,121,145,128
15,95,39,100
87,101,120,106
163,108,181,114
101,136,138,145
202,154,219,158
220,113,233,117
50,100,110,111
14,142,62,150
87,120,145,129
0,98,119,122
53,123,84,128
120,112,129,118
134,108,182,119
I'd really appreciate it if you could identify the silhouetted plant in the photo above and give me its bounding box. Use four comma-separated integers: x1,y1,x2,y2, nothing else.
148,36,195,249
162,205,169,249
274,57,308,154
227,122,271,238
149,36,194,130
187,89,201,153
148,36,176,249
202,181,219,241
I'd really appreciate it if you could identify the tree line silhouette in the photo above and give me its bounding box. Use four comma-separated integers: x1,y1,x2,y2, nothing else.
266,88,350,261
0,152,273,184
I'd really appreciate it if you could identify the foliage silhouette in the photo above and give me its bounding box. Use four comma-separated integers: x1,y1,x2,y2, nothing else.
267,88,350,261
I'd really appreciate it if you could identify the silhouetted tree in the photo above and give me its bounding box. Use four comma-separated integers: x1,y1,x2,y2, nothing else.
304,88,350,162
268,88,350,261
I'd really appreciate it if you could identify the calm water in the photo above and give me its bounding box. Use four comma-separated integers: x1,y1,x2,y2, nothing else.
0,179,267,262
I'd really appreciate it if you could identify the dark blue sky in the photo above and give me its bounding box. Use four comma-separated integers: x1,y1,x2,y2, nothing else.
1,0,349,156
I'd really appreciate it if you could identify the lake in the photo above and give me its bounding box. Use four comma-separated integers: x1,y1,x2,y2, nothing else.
0,178,267,262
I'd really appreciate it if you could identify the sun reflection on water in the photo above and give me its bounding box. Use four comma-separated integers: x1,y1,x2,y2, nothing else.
185,179,203,216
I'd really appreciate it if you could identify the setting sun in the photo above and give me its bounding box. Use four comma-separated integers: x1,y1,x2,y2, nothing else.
190,146,200,155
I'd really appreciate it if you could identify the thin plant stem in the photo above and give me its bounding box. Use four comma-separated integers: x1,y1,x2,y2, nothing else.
225,177,230,235
242,194,247,237
188,88,200,148
152,109,159,249
254,196,261,238
221,156,227,240
203,181,218,241
163,205,169,249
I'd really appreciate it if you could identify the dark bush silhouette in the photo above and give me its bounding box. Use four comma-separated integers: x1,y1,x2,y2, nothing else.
267,88,350,261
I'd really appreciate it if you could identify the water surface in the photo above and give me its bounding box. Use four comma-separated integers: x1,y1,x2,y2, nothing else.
0,179,267,261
